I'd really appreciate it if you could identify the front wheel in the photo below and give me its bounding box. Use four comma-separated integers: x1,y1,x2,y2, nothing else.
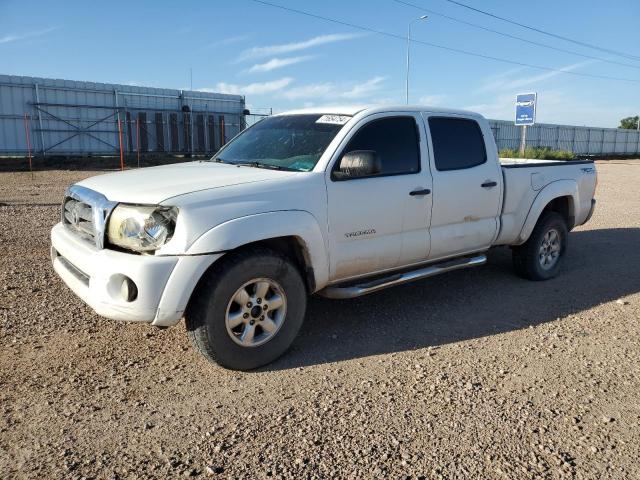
185,248,307,370
512,211,568,281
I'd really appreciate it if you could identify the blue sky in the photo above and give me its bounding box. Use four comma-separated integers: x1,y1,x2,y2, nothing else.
2,0,639,127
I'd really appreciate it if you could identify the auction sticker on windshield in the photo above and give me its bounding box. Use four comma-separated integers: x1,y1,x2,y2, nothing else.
316,114,351,125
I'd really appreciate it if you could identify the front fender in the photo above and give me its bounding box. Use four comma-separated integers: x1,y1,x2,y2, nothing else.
518,180,578,243
187,210,329,291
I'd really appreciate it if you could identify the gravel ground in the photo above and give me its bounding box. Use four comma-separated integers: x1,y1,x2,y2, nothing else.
1,161,639,479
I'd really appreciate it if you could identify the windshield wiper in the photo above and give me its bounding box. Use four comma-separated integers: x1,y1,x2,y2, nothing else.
208,157,230,164
234,161,295,171
207,158,295,171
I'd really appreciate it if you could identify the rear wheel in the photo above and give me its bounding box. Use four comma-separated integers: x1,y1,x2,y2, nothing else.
185,248,307,370
512,211,568,281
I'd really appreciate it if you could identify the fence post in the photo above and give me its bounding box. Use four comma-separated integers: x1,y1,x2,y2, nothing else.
203,108,209,155
23,113,33,178
219,115,226,147
165,113,170,154
33,83,46,159
625,129,630,155
117,118,124,171
136,117,140,168
571,127,576,154
114,89,121,161
491,125,499,151
190,107,194,157
603,129,607,155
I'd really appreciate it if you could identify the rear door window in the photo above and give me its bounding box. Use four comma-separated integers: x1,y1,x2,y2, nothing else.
428,117,487,171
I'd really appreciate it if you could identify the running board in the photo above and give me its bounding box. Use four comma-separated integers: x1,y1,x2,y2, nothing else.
318,254,487,299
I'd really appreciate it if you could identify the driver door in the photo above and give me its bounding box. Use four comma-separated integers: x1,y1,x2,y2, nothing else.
325,113,433,281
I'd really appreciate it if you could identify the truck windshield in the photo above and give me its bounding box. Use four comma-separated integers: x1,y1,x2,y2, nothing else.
210,114,349,172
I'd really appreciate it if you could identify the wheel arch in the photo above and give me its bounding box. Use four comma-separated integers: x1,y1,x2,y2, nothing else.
186,210,329,292
543,195,575,229
225,235,317,292
518,180,578,243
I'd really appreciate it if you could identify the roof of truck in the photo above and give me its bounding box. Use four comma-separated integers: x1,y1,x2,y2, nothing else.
276,105,484,118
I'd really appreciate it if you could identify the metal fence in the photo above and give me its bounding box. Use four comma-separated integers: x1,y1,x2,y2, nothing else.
2,75,639,159
244,107,273,128
0,74,245,158
488,119,640,155
232,112,640,156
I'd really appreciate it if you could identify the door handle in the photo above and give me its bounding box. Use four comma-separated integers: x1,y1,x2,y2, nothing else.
481,181,497,188
409,188,431,196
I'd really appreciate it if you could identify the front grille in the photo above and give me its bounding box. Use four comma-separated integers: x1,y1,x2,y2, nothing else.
62,197,96,244
60,185,117,249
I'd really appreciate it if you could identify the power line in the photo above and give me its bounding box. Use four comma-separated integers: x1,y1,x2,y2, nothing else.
441,0,640,62
393,0,640,71
247,0,640,84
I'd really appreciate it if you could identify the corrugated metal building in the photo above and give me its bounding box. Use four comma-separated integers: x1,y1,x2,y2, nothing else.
1,74,639,158
0,74,245,157
488,119,640,155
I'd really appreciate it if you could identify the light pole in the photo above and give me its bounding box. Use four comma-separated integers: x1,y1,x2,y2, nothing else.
406,15,428,104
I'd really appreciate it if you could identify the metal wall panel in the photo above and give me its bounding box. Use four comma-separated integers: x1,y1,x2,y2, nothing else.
574,129,590,155
487,119,640,155
2,76,638,158
154,113,165,152
587,129,602,154
207,114,218,151
0,74,244,157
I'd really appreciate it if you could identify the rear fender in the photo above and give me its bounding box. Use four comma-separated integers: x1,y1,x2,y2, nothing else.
518,180,578,243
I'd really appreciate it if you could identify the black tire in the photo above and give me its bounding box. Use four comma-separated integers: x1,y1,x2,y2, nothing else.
185,247,307,370
512,211,568,281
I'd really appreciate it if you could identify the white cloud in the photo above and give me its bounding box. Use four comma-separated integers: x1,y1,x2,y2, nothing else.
508,60,598,90
206,35,248,48
281,76,386,101
200,75,385,104
475,67,528,93
463,89,625,127
463,93,514,120
0,27,58,45
477,60,598,93
247,56,314,73
340,76,386,99
203,77,294,96
467,63,598,120
240,33,365,60
418,94,447,106
463,60,623,125
282,82,334,100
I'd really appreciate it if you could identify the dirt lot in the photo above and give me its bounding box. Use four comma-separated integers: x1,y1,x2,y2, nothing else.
1,160,639,479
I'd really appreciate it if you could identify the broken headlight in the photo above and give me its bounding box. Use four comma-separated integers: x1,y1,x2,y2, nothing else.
106,204,178,253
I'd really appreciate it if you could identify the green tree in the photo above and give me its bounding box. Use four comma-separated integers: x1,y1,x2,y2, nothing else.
619,116,640,129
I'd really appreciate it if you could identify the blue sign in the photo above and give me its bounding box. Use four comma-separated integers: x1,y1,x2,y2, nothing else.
515,92,536,126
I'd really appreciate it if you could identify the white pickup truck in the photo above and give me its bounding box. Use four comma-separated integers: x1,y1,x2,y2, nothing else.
51,106,597,369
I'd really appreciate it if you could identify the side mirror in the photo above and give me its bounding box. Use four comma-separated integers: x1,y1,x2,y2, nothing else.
334,150,381,179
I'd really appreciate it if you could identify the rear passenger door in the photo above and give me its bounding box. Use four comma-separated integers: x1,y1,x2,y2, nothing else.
325,113,432,281
424,115,502,259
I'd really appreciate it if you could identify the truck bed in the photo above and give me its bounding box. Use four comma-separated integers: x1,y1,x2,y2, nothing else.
499,158,594,168
495,158,596,246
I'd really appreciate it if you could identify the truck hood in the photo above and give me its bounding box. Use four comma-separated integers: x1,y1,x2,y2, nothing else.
76,161,295,204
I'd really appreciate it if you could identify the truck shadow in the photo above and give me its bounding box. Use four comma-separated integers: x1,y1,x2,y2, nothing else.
265,227,640,371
